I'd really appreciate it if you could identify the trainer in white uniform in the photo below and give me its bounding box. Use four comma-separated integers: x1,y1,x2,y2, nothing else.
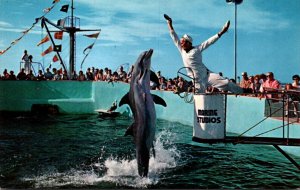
165,15,243,94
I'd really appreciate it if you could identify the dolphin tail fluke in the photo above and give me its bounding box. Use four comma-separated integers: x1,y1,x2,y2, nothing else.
151,94,167,107
124,123,134,136
119,93,130,107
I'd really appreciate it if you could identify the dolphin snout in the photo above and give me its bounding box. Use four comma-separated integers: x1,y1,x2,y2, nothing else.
145,49,153,59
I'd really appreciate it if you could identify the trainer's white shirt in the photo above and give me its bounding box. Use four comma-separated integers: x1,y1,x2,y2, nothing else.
170,30,243,94
170,30,219,92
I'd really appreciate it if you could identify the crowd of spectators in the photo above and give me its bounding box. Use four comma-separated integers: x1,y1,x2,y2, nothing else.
0,66,195,93
0,67,299,97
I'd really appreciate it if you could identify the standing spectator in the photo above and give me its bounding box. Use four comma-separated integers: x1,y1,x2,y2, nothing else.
260,72,281,99
284,83,299,120
292,74,300,90
21,50,30,74
240,72,252,93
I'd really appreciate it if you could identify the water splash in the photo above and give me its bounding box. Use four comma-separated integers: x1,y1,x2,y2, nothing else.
22,127,181,188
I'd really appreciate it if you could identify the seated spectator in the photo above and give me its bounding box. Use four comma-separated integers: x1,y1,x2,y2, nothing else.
260,72,281,99
44,68,53,80
112,71,119,82
26,70,35,80
166,78,175,91
17,68,27,80
156,71,162,80
103,67,109,81
252,75,261,95
8,71,17,80
159,77,167,90
259,73,267,84
77,70,86,81
106,69,112,82
292,74,300,90
62,70,68,80
86,68,94,81
229,78,236,83
53,69,62,80
71,70,78,80
36,70,45,81
2,69,9,80
118,66,127,81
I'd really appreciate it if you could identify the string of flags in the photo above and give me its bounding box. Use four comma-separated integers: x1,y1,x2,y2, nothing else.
0,0,69,56
80,32,101,69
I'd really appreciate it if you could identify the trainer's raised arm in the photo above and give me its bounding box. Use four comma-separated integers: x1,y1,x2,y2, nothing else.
164,14,174,32
218,20,230,37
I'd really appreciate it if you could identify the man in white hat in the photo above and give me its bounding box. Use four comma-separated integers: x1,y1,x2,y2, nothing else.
165,15,242,94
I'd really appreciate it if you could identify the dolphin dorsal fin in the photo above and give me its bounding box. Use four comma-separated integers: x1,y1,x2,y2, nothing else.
150,71,159,86
151,94,167,107
119,93,130,107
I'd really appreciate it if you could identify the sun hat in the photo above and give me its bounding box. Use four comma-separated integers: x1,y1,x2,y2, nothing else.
182,34,193,44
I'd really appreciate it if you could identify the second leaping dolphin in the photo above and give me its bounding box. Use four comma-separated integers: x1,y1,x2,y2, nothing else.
119,49,167,177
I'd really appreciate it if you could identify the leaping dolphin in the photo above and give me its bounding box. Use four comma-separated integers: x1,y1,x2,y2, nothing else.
119,49,167,177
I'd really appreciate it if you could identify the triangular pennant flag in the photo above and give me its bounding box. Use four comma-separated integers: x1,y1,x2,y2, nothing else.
0,46,11,55
41,45,53,56
83,43,94,54
52,0,60,4
54,31,63,39
60,4,69,13
57,19,65,27
0,50,6,55
52,54,59,62
83,32,100,39
37,35,50,46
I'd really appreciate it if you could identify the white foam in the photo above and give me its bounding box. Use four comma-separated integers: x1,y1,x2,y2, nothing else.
22,128,180,188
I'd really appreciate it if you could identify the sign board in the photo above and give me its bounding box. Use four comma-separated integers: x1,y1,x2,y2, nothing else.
193,94,226,139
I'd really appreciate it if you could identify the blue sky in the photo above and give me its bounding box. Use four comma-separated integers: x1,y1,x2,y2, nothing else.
0,0,299,83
